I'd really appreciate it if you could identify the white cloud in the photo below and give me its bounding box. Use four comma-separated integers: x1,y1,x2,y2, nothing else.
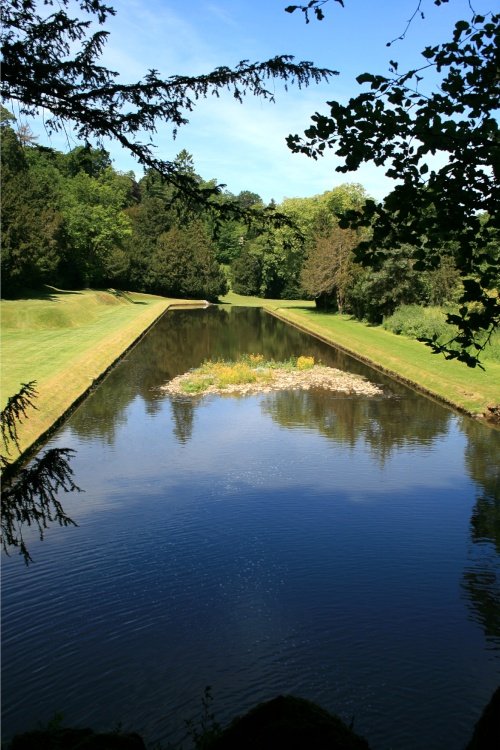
149,85,395,202
18,0,408,203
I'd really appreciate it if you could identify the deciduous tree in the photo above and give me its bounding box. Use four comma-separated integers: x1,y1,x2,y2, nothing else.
301,226,361,311
61,168,133,286
287,3,499,364
1,123,65,294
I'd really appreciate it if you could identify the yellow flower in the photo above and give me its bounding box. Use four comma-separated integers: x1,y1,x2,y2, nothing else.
297,356,315,370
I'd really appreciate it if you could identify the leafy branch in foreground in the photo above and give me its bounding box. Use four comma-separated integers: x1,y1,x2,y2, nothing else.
285,0,450,30
1,0,337,209
1,382,81,564
287,10,500,365
285,1,344,25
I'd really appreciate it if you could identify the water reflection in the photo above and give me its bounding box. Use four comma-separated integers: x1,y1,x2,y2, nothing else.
462,419,500,646
261,389,451,462
261,389,500,647
2,306,499,748
68,306,403,447
171,398,197,445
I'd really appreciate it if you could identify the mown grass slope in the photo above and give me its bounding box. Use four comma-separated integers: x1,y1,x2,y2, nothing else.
221,291,315,310
1,288,192,457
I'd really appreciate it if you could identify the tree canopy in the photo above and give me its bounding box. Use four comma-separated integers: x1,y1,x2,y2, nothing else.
286,1,499,365
1,0,335,213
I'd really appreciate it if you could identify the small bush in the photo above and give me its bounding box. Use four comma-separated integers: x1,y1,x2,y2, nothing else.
297,356,315,370
383,305,456,341
248,353,265,365
181,375,215,394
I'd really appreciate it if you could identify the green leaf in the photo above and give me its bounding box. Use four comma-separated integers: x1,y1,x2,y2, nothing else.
356,73,375,85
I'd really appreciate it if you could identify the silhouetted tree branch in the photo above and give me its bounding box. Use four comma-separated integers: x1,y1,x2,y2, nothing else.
2,448,81,564
287,6,499,365
1,0,336,213
1,383,81,564
0,380,37,459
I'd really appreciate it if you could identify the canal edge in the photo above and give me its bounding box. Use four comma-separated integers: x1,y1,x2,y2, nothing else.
9,299,210,470
266,306,493,426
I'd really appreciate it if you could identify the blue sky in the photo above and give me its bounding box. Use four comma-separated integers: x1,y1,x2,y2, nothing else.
27,0,491,203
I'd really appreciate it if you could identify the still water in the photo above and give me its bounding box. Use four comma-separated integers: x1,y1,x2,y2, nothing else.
2,306,499,749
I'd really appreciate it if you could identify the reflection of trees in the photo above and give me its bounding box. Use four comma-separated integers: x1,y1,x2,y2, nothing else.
69,380,130,445
261,388,450,462
461,420,500,645
170,398,197,444
262,384,500,647
68,306,401,446
464,420,500,532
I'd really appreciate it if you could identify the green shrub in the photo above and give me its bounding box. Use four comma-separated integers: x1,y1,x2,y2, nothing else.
383,305,500,362
383,305,456,341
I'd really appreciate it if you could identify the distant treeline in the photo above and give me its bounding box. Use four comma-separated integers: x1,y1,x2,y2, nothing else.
0,114,482,332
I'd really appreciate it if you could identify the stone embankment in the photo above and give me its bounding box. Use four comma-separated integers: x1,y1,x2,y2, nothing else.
162,365,384,398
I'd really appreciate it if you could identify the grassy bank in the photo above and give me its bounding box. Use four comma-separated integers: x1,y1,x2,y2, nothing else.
3,287,498,460
267,306,500,418
221,291,315,310
1,287,202,459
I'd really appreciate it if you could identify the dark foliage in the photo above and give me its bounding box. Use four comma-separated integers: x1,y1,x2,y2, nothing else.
1,448,81,564
211,694,370,750
287,4,499,365
0,380,38,459
1,0,336,212
1,383,81,564
231,250,263,296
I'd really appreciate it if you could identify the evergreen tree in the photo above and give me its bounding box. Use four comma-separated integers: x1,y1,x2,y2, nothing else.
1,0,334,212
150,222,228,301
1,124,65,295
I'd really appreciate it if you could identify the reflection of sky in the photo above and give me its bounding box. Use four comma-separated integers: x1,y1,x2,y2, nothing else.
4,385,498,750
47,391,478,527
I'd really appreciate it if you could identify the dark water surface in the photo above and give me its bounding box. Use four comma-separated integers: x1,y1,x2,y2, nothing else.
2,306,499,749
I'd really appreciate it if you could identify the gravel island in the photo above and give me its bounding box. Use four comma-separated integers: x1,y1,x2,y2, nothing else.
162,365,384,398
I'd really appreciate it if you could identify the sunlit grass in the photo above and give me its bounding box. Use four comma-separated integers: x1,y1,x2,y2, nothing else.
269,308,500,417
1,288,198,457
220,291,315,310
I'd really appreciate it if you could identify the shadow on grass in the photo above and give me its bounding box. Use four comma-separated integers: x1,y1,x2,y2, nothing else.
304,308,382,327
1,286,84,302
108,288,146,304
276,303,315,311
2,286,148,305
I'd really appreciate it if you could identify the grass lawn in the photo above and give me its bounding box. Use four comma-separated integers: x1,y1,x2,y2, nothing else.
221,291,315,310
1,287,201,459
268,306,500,418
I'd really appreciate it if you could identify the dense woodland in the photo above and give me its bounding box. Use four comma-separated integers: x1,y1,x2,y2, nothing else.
2,110,486,350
